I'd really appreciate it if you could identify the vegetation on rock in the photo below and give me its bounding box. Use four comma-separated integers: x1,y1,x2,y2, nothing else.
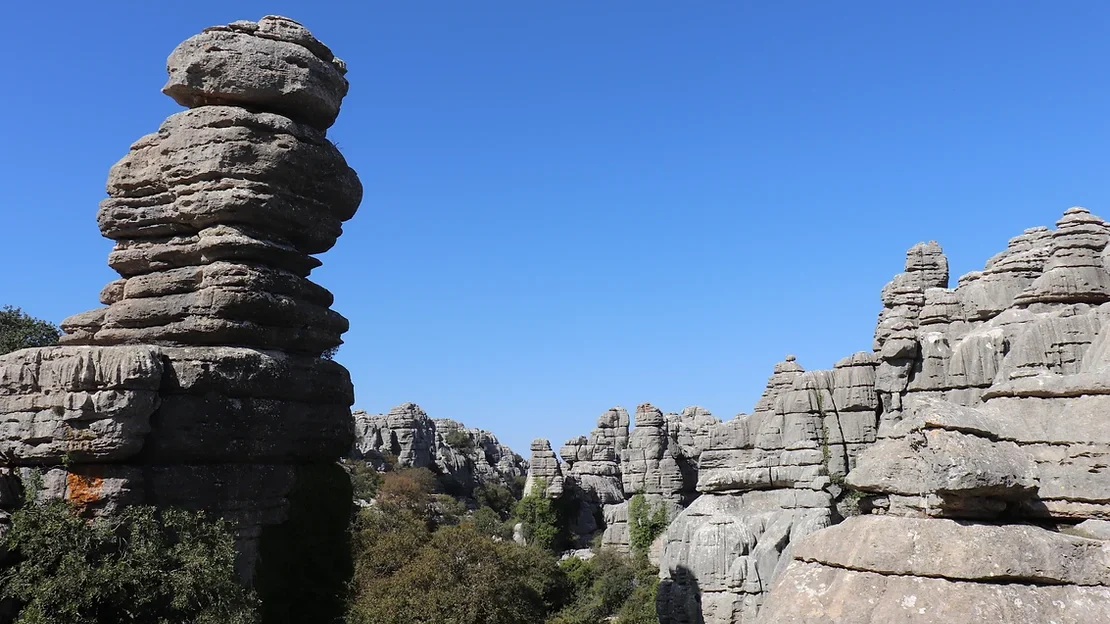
0,491,257,624
628,493,670,560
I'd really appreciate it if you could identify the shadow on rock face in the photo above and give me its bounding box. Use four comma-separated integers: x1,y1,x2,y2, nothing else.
657,565,705,624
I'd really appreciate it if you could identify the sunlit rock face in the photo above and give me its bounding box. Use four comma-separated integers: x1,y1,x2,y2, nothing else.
646,207,1110,624
352,403,528,496
0,15,361,613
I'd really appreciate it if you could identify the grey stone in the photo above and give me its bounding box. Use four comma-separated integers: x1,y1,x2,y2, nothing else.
163,16,349,130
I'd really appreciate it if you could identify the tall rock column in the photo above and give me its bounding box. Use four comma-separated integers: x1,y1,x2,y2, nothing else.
0,16,360,622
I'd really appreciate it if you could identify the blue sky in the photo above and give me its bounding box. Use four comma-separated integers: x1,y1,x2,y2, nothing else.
2,2,1108,457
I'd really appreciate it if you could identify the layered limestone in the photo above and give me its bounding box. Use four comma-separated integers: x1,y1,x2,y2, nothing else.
525,438,566,498
351,403,527,496
753,208,1110,624
652,207,1110,624
0,15,360,607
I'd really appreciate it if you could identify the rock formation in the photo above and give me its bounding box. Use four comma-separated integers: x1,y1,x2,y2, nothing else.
351,403,528,496
522,404,718,550
652,207,1110,624
0,15,360,617
526,438,566,498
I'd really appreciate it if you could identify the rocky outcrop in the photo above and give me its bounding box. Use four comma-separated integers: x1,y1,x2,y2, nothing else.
351,403,527,496
0,15,360,614
653,207,1110,624
750,208,1110,623
526,438,565,498
519,404,718,551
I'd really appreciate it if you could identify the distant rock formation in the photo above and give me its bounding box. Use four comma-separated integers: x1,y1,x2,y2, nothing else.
756,208,1110,623
525,403,719,550
533,208,1110,623
352,403,528,496
0,15,360,612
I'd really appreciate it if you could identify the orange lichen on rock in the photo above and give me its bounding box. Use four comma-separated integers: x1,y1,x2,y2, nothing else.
66,470,104,507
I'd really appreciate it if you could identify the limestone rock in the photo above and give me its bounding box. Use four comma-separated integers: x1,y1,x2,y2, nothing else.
349,405,526,495
758,561,1110,624
163,16,349,130
525,439,565,498
0,346,162,463
0,16,361,601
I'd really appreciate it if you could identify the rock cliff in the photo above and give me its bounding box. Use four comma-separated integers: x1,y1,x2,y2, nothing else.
352,403,528,496
532,208,1110,623
0,15,360,613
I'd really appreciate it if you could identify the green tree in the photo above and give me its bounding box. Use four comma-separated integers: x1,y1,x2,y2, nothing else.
628,493,670,560
475,483,517,519
0,306,60,356
513,485,560,551
344,459,384,502
350,523,567,624
0,498,258,624
464,506,512,540
443,429,476,453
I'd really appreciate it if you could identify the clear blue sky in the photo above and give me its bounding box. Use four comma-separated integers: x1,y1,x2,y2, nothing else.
2,2,1108,457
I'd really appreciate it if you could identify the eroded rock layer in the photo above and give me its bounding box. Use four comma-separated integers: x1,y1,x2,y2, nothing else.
0,15,360,616
352,403,528,497
752,208,1110,624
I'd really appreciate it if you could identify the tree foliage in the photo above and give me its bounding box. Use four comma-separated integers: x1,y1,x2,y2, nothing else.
0,306,60,356
443,429,476,453
513,484,560,551
546,550,659,624
350,523,567,624
348,470,571,624
628,493,670,560
0,498,258,624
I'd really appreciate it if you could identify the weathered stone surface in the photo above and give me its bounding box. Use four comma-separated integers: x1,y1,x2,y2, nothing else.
0,16,361,604
622,403,691,502
350,404,527,496
672,208,1110,623
658,490,833,624
163,16,349,130
525,438,565,498
0,346,162,463
758,561,1110,624
793,515,1110,586
99,107,360,254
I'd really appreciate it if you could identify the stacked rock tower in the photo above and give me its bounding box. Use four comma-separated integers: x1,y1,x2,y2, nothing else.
0,15,359,619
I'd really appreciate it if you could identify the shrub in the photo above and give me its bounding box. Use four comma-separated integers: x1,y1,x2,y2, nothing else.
376,468,439,516
0,306,60,356
513,486,560,551
628,493,669,560
466,506,512,541
345,459,383,502
546,548,664,624
444,429,476,453
475,483,518,519
0,498,258,624
349,514,570,624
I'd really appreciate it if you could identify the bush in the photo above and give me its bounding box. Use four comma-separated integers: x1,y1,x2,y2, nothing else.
444,429,476,453
345,459,383,502
547,549,660,624
513,487,560,551
0,306,60,356
465,506,512,541
628,493,669,560
376,468,439,516
350,522,568,624
475,483,518,519
0,497,258,624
